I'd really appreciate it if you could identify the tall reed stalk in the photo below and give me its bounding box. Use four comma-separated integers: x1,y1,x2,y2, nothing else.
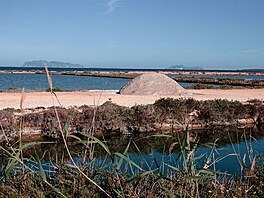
44,64,111,197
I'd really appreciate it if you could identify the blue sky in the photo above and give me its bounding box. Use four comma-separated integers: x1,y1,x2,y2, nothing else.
0,0,263,69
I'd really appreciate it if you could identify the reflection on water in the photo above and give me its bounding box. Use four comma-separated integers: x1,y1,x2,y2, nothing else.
1,126,264,175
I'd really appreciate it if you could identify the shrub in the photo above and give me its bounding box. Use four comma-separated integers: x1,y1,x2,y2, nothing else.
46,86,64,92
41,108,77,139
74,106,95,133
0,109,19,142
128,104,160,132
95,101,130,134
154,98,200,123
24,112,44,128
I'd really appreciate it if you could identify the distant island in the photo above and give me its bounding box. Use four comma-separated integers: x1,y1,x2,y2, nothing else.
22,60,83,68
166,65,203,70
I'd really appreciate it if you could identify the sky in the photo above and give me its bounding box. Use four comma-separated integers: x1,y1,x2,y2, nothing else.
0,0,264,69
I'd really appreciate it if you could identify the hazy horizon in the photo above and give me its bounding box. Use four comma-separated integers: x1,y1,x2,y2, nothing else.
0,0,263,70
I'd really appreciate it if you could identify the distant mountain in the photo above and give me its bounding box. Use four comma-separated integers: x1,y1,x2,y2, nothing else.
22,60,83,68
166,65,203,70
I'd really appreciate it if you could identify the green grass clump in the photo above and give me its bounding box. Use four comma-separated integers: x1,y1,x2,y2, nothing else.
46,86,64,92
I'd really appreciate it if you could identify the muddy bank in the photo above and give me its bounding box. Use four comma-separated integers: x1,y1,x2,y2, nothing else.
0,98,263,143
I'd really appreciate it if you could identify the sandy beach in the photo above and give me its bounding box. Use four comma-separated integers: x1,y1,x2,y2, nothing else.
0,88,263,110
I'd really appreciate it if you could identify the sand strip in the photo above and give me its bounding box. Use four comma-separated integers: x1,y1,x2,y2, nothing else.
0,89,263,110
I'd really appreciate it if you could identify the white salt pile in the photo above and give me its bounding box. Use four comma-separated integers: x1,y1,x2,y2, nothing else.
119,73,190,96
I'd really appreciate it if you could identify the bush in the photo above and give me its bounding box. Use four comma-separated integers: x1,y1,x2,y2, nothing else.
0,109,19,142
154,98,200,123
46,86,64,92
188,83,214,89
198,99,243,123
95,101,130,134
128,104,160,132
74,106,95,133
41,108,77,139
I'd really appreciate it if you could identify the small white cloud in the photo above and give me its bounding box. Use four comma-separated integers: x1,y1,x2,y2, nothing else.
103,0,122,14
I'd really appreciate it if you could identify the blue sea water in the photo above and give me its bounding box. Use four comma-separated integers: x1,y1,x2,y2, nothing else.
0,73,192,90
0,67,263,90
0,73,130,91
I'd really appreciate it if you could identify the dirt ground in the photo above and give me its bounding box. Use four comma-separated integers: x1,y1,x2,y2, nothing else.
0,88,264,110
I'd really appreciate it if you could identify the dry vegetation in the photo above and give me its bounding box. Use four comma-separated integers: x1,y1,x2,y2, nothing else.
0,98,263,143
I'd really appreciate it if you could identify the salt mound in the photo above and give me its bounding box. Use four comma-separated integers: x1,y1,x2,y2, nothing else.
119,73,189,96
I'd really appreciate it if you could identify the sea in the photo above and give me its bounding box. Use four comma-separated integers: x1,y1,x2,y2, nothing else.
0,66,263,91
